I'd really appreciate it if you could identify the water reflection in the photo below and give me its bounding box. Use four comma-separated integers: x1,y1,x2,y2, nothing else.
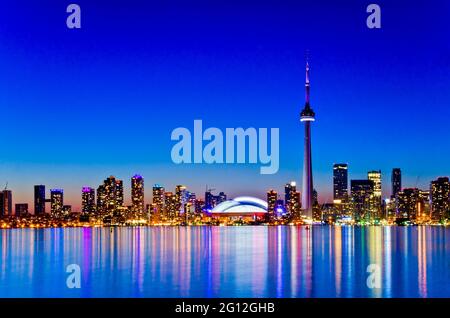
0,226,448,297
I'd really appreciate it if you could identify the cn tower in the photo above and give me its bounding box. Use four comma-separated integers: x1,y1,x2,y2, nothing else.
300,61,315,218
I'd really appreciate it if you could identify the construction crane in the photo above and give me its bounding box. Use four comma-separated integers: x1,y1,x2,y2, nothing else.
3,182,7,191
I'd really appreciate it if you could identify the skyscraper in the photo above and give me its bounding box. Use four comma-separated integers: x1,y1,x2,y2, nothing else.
34,185,46,215
333,163,348,201
50,189,64,217
102,176,123,216
430,177,450,222
267,189,277,215
175,185,187,215
368,170,382,219
284,181,298,215
152,184,165,216
300,61,315,218
164,192,176,220
0,190,12,216
396,188,419,220
96,184,106,214
131,175,144,216
392,168,402,198
351,179,374,221
82,187,96,214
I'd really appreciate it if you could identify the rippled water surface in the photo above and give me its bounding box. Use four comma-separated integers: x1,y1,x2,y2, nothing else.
0,226,449,297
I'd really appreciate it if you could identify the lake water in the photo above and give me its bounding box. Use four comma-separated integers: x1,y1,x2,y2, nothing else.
0,226,449,298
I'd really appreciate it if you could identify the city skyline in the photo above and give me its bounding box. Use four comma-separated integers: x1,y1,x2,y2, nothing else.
1,1,450,210
1,166,448,214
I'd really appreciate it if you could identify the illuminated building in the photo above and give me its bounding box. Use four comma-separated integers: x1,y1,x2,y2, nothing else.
182,192,195,220
115,179,124,207
267,190,277,215
81,187,96,214
300,61,315,218
0,190,12,216
392,168,402,198
368,170,382,219
204,189,227,210
164,192,176,220
211,197,268,222
321,203,336,223
430,177,450,222
368,171,382,197
351,179,374,221
15,203,28,217
396,188,419,220
205,189,214,210
62,205,72,216
152,184,165,217
417,190,431,221
102,176,124,216
175,185,187,216
34,185,46,215
96,185,106,214
284,181,298,215
50,189,64,217
312,188,321,221
333,164,348,202
274,199,286,217
131,175,145,217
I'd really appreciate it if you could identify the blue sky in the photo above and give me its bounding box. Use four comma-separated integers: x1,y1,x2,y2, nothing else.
0,0,449,210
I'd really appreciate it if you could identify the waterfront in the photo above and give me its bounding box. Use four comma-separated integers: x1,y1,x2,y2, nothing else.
0,226,449,298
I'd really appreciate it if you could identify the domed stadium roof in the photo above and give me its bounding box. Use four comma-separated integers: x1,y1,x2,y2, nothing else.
211,196,268,214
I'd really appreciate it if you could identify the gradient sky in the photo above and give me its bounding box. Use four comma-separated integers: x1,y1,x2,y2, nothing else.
1,0,449,211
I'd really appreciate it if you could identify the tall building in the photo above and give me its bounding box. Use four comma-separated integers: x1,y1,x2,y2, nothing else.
152,184,165,216
15,203,28,217
50,189,64,217
164,192,176,220
102,176,124,216
34,185,46,215
81,187,96,214
267,190,277,215
333,164,348,202
368,170,382,219
368,170,382,198
312,188,321,220
205,189,214,210
300,61,316,218
204,189,226,210
175,185,187,215
292,191,301,217
392,168,402,198
115,179,124,207
285,181,298,215
96,185,106,214
0,190,12,216
417,189,431,221
131,175,145,216
351,180,374,221
430,177,450,222
396,188,419,220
